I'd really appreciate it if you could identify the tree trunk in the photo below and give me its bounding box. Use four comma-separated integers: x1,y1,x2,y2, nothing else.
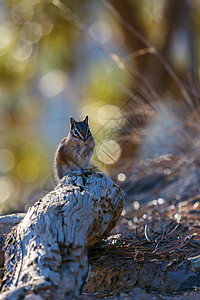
0,170,124,299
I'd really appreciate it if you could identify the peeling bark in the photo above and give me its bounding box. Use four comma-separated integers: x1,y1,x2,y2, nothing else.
0,170,124,299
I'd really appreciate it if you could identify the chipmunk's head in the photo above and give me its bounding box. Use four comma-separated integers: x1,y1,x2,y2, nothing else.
69,115,93,142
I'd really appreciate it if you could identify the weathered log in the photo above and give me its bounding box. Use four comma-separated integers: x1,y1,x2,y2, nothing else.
0,214,25,238
0,214,25,269
0,170,124,299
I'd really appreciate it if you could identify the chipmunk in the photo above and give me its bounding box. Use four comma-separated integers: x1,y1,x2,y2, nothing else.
54,115,95,183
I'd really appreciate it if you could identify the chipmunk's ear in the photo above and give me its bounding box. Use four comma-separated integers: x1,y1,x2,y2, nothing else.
70,117,77,129
83,115,88,124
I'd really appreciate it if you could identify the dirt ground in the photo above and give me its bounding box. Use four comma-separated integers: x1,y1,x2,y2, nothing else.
84,154,200,298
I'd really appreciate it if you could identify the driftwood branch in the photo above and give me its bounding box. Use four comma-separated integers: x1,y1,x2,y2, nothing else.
0,170,124,299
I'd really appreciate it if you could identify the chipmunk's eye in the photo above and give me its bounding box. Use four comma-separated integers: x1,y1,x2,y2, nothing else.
73,129,79,137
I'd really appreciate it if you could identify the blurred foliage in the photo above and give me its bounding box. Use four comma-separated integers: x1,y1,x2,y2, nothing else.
0,0,200,213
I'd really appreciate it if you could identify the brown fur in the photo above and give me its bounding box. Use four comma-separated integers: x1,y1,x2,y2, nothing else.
54,125,95,183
